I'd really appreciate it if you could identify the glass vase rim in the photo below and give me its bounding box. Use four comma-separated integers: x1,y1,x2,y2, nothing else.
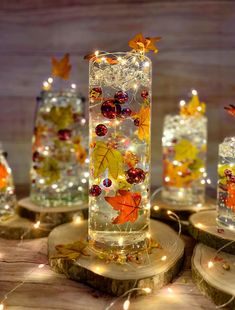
40,88,82,97
164,113,207,120
220,136,235,145
89,51,151,63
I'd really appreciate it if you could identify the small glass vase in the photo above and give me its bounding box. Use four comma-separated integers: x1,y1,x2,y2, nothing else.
30,88,88,208
161,114,207,205
217,137,235,229
0,146,16,216
88,52,152,252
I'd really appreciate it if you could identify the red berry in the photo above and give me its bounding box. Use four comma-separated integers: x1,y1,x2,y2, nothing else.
95,124,108,136
224,169,232,177
89,185,102,197
121,108,132,117
32,151,40,162
134,118,140,126
101,100,118,119
141,90,148,98
126,168,145,184
103,178,112,187
114,91,128,104
230,176,235,183
57,129,72,141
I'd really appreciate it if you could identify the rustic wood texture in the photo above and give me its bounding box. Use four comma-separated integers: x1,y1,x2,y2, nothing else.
189,210,235,255
48,219,184,296
18,197,88,226
0,214,50,239
0,1,235,187
192,243,235,309
0,233,219,309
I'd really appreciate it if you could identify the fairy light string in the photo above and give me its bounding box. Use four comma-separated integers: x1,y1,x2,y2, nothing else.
104,188,183,310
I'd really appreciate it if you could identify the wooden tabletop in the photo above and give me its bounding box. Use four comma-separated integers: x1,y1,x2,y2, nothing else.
0,233,219,310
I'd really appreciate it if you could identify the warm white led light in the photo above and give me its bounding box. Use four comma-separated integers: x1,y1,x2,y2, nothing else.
34,221,40,229
179,100,186,107
123,299,130,310
192,89,198,95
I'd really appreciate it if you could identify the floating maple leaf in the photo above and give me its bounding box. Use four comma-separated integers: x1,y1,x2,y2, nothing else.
135,106,150,142
91,141,123,179
174,139,198,162
51,53,71,80
226,182,235,211
105,190,141,224
224,104,235,117
0,163,8,189
42,105,73,129
129,33,161,54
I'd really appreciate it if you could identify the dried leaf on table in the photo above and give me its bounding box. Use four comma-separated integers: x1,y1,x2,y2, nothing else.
51,240,88,260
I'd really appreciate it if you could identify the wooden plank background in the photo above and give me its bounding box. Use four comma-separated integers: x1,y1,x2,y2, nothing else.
0,0,234,188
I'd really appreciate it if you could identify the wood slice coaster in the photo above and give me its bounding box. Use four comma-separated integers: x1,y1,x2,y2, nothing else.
189,210,235,255
0,214,50,239
0,198,88,240
18,197,88,227
151,196,216,233
48,219,185,296
192,243,235,309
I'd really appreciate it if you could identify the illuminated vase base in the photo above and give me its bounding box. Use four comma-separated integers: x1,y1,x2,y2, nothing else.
161,186,205,206
217,208,235,230
30,191,87,208
89,230,148,254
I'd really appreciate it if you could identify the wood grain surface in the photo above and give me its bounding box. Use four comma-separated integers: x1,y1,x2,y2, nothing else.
0,233,219,310
0,0,234,187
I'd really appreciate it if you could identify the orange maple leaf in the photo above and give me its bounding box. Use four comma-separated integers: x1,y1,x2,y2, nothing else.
129,33,161,54
105,190,141,225
51,53,71,80
224,104,235,117
226,182,235,210
0,163,9,189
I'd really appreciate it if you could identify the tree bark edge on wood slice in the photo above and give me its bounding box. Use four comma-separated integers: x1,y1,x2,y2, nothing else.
189,210,235,255
48,220,185,296
0,214,49,239
192,243,235,309
17,197,88,229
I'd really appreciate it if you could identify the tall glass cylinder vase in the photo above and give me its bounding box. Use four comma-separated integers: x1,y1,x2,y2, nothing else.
161,115,207,205
30,88,88,208
217,137,235,229
0,146,16,216
89,52,151,252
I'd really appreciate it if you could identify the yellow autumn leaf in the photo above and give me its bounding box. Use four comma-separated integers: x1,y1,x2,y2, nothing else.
42,105,73,129
180,94,206,116
174,139,198,162
91,141,123,179
137,106,150,142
